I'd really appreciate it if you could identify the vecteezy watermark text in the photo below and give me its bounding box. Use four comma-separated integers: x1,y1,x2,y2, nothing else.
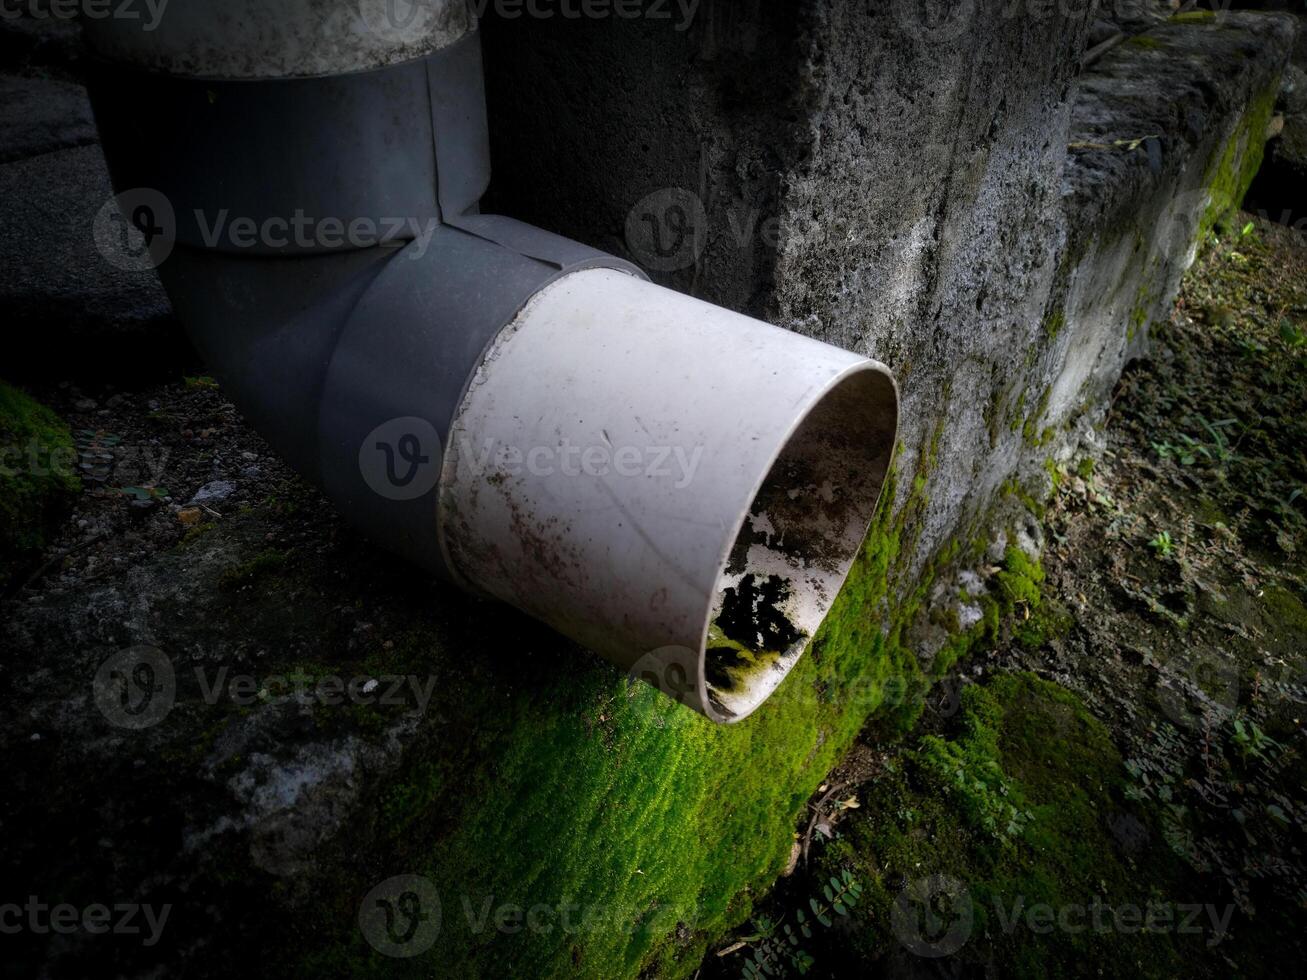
0,896,171,947
457,436,704,489
94,189,441,271
192,210,437,256
358,873,696,959
891,875,1237,958
93,646,437,730
1,0,169,30
361,0,702,34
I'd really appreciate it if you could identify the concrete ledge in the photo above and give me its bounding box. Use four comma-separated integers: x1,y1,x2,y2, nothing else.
1047,11,1296,429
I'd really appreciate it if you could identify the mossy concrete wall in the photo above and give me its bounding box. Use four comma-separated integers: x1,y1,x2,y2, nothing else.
0,5,1297,980
482,0,1092,590
1046,14,1290,439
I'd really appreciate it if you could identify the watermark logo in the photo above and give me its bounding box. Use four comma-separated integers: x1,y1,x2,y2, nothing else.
0,897,171,947
95,189,441,269
359,874,442,958
191,210,437,256
625,187,708,272
93,645,176,730
360,417,444,501
1157,649,1239,731
627,646,700,710
1153,187,1215,269
457,436,704,489
94,647,439,729
358,0,428,33
1,0,170,31
359,0,702,34
1251,207,1307,235
891,876,1237,957
94,188,176,272
893,0,974,44
891,874,973,957
990,895,1234,947
623,186,874,273
0,439,77,482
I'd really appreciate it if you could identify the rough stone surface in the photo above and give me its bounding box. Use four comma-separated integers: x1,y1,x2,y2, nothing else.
484,0,1089,584
0,140,180,378
1048,12,1295,432
0,75,96,163
0,11,83,72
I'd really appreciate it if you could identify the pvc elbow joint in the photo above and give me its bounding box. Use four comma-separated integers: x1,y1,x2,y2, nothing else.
85,5,899,722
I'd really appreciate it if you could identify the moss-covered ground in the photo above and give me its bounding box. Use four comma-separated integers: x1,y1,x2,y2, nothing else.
0,380,79,589
295,465,940,980
703,213,1307,979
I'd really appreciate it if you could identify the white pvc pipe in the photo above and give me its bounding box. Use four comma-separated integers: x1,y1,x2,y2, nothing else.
439,269,898,722
81,0,472,78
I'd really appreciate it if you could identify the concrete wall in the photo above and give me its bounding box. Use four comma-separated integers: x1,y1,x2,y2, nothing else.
481,0,1090,594
482,3,1293,609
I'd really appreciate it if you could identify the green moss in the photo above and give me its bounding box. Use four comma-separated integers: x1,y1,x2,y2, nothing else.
294,462,957,979
218,548,288,590
1129,302,1148,341
996,546,1044,611
178,521,217,547
1197,83,1279,245
1009,390,1027,434
985,387,1005,447
0,382,79,587
916,682,1030,842
1021,387,1052,447
934,531,1061,676
704,624,785,692
1168,9,1216,24
1013,595,1073,650
1001,474,1050,520
931,593,999,678
1043,308,1066,340
1261,584,1307,635
1043,458,1062,492
814,673,1198,978
1075,457,1095,480
1127,34,1162,49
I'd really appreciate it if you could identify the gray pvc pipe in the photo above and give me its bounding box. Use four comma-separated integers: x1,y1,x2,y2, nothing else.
84,5,899,721
80,0,474,77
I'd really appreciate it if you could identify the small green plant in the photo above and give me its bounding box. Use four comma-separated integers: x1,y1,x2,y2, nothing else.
1148,530,1174,557
1279,318,1306,349
1230,717,1282,765
1152,440,1195,466
736,870,863,979
116,485,170,502
1196,416,1238,464
1153,417,1238,468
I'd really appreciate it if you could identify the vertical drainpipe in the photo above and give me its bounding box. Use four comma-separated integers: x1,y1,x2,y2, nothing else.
82,0,899,722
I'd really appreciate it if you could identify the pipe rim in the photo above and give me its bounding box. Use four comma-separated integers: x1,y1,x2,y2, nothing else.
693,360,899,723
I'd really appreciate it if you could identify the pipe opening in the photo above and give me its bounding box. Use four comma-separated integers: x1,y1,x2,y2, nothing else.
704,366,898,721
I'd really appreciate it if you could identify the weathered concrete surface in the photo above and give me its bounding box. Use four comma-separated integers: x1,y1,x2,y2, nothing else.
0,136,183,380
483,0,1090,588
0,140,178,357
0,5,1297,980
1048,12,1295,433
0,75,95,163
